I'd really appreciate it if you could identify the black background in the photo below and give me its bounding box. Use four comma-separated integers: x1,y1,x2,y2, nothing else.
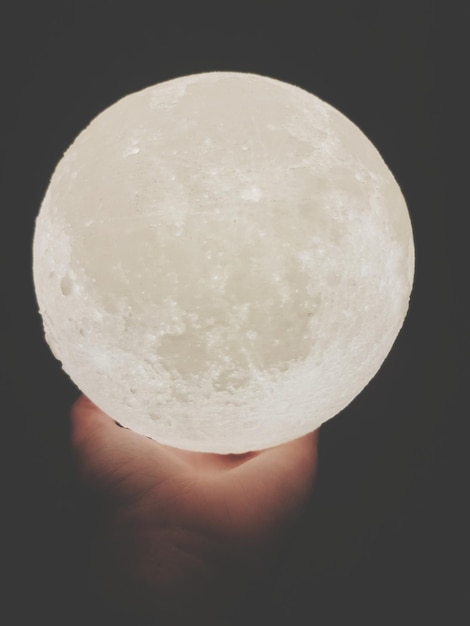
2,2,468,625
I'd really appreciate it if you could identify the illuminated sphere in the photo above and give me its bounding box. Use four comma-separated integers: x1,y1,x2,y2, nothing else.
33,72,414,453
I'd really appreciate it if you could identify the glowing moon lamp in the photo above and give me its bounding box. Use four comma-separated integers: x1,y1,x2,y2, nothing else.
33,72,414,453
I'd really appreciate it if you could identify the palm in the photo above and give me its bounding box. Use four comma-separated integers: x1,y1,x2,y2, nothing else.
70,394,318,621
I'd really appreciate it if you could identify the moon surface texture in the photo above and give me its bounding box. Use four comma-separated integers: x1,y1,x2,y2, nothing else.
33,72,414,453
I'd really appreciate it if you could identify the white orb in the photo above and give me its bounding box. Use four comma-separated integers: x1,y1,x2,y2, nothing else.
33,72,414,453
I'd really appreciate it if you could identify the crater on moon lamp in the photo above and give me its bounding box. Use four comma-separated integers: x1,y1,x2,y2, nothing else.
33,72,414,453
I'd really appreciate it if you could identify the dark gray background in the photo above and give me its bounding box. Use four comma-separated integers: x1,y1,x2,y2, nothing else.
2,2,467,624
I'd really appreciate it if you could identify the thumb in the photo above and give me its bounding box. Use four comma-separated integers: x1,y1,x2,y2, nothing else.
70,394,125,458
69,394,186,493
70,394,128,488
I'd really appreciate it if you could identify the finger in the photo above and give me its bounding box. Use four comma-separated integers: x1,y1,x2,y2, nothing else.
209,430,319,545
241,429,318,470
70,395,130,485
234,429,319,499
70,394,123,452
70,394,186,486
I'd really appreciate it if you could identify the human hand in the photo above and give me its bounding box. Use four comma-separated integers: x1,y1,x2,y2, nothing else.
71,395,318,624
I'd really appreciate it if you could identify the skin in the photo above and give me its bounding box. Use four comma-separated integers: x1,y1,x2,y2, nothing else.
70,394,319,624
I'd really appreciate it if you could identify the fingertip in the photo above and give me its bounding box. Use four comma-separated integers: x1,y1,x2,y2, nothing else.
241,428,320,480
297,428,320,472
288,428,320,468
70,394,116,447
70,393,95,418
270,428,320,458
298,428,320,455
